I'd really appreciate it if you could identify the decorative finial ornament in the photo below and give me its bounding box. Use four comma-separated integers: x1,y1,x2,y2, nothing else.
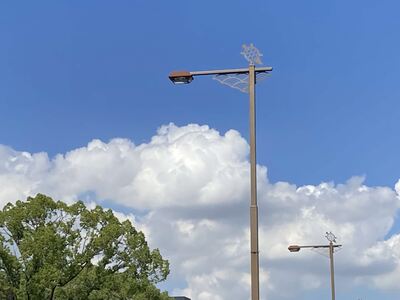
241,43,263,65
325,232,337,243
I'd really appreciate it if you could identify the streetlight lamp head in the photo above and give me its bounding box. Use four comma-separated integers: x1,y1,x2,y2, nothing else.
288,245,301,252
169,71,193,84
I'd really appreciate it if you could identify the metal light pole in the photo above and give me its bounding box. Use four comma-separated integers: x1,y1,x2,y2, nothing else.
288,232,342,300
328,239,336,300
169,44,272,300
248,63,261,300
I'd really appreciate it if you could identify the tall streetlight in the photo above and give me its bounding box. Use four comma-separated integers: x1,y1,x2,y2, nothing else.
169,44,272,300
288,232,342,300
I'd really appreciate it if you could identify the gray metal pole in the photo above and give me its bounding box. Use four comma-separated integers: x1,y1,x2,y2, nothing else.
249,64,260,300
329,241,336,300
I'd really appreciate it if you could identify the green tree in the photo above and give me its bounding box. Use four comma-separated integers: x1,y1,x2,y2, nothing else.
0,194,171,300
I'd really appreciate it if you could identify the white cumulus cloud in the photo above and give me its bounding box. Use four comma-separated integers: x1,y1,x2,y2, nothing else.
0,123,399,299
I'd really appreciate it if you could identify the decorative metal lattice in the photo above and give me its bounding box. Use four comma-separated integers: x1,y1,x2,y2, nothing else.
310,245,342,258
310,247,330,258
309,232,341,257
213,43,269,93
213,72,269,93
325,231,337,243
241,43,263,65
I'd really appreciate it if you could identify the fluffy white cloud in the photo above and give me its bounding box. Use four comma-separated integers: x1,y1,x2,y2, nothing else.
0,123,399,299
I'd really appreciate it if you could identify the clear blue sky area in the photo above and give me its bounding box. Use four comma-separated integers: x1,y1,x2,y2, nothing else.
1,1,400,299
1,1,399,188
1,0,399,190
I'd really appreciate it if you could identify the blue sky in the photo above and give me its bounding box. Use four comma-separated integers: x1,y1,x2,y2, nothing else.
1,1,400,186
1,1,400,299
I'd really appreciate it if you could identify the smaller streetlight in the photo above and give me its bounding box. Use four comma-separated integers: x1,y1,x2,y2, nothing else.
288,232,342,300
288,245,301,252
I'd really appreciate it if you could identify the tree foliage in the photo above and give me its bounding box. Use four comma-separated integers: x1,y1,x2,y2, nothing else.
0,194,171,300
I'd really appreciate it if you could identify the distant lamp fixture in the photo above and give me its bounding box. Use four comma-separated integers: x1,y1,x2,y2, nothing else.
288,245,301,252
169,71,193,84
